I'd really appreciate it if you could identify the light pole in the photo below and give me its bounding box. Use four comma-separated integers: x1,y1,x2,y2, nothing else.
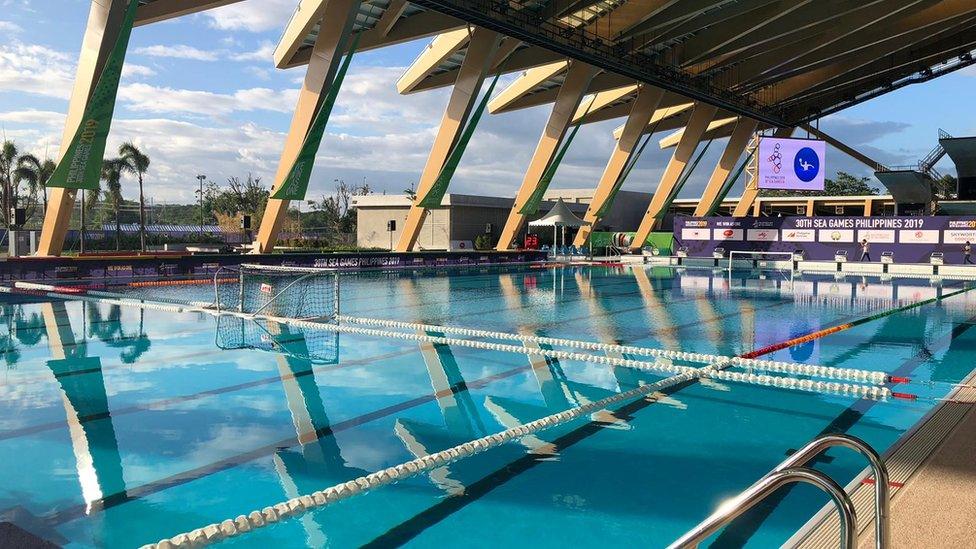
196,174,206,237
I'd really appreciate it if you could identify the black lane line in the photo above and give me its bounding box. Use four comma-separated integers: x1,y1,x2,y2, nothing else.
360,300,952,546
44,360,534,527
714,313,976,547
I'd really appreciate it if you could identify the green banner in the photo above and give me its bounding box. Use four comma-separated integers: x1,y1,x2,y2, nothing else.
47,0,139,191
271,34,360,200
518,122,581,215
418,72,501,208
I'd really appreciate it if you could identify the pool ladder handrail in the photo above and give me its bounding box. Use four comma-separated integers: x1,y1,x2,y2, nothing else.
667,433,890,549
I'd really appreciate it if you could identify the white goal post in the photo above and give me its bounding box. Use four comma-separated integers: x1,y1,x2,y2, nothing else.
727,250,796,282
213,263,340,321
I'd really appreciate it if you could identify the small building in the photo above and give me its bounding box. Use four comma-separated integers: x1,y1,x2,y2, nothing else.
353,190,902,250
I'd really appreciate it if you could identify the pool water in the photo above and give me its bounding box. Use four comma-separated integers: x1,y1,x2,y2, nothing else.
1,265,974,548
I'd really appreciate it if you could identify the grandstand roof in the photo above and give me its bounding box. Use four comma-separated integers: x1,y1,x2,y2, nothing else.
314,0,976,128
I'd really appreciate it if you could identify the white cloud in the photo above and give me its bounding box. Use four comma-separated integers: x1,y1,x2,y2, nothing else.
0,109,64,126
203,0,295,32
231,41,276,63
117,82,299,116
134,44,219,61
122,64,157,78
0,41,74,99
0,21,22,33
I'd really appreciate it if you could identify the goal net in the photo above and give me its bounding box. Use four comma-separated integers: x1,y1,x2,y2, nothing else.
214,264,340,321
727,251,795,283
215,315,339,364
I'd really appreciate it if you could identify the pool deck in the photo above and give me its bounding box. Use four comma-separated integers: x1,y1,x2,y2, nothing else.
857,402,976,548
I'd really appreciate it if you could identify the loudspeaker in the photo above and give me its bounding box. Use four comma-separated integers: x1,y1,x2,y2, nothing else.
240,215,252,230
387,220,397,232
11,208,25,227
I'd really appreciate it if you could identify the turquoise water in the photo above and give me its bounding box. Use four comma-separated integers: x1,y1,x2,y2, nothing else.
1,265,974,548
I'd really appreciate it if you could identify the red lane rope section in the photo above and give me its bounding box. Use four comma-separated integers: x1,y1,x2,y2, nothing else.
736,284,976,393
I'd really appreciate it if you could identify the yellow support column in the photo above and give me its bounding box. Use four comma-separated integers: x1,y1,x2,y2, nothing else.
631,103,718,250
806,198,816,216
572,85,664,247
37,0,128,256
495,61,597,250
733,126,795,217
253,0,362,254
863,198,873,216
395,27,502,252
693,117,758,217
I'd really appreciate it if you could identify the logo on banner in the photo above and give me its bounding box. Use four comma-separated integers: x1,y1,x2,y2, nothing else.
713,228,743,241
794,147,820,182
898,229,939,244
783,229,815,242
681,228,710,240
767,142,783,174
747,229,778,242
945,230,976,244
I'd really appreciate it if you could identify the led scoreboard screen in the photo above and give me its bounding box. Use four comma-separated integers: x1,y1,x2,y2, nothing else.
758,137,826,191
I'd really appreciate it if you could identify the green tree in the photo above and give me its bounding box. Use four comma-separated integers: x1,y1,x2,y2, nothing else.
933,174,958,201
760,171,881,197
0,141,17,225
14,154,56,217
100,158,127,250
119,142,151,252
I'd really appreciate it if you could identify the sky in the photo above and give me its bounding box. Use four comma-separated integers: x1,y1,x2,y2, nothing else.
1,0,975,206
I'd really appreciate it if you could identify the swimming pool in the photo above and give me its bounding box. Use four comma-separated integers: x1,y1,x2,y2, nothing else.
1,265,973,548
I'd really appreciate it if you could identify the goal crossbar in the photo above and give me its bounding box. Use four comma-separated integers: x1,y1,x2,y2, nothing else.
214,263,340,321
727,251,795,283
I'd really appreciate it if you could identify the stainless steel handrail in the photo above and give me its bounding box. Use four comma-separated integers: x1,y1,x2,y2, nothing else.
772,434,889,548
667,433,890,549
667,467,856,549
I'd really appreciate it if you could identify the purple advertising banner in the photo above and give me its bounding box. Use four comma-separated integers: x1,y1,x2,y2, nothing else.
758,137,826,191
674,216,976,263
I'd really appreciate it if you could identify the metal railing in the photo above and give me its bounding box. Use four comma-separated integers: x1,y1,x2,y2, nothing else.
668,434,890,549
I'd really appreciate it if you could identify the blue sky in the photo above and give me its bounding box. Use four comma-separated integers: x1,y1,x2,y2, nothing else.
1,0,974,204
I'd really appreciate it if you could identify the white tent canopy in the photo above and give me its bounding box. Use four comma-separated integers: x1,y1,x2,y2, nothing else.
529,199,589,251
528,198,589,228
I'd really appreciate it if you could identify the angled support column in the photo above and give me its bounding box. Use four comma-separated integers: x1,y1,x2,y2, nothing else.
572,85,664,246
733,127,795,217
37,0,128,256
693,117,758,217
395,27,502,252
254,0,361,254
631,103,718,250
495,61,597,250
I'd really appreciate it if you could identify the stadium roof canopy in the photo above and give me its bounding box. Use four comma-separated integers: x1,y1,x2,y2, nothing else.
276,0,976,129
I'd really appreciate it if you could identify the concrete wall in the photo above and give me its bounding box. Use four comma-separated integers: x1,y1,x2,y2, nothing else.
357,206,450,250
450,205,512,246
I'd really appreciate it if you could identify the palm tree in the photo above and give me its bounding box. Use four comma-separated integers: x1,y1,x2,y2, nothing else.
14,154,56,217
101,158,126,250
119,142,150,252
0,140,18,227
